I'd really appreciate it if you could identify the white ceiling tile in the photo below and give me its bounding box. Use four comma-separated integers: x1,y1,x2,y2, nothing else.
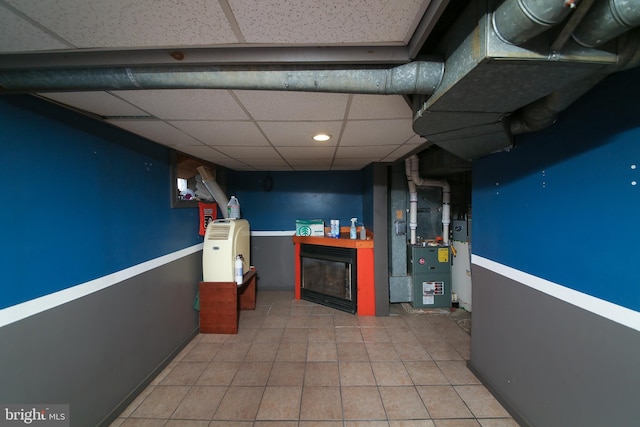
214,146,282,159
242,158,289,167
6,0,238,49
0,8,70,52
259,121,342,147
340,119,415,146
107,120,203,146
336,145,396,158
234,90,348,121
40,92,149,117
229,0,427,44
112,90,249,120
277,146,336,158
174,145,230,162
349,95,412,120
169,121,268,146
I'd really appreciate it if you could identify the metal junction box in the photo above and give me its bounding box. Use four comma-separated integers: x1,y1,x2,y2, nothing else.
410,245,452,308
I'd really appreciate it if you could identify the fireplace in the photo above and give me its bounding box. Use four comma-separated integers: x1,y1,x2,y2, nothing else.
300,244,357,313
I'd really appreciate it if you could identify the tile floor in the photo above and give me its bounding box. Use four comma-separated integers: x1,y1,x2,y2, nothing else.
110,290,520,427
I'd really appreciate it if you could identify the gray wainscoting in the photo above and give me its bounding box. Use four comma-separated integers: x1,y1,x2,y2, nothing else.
0,251,202,426
470,265,640,427
251,234,296,290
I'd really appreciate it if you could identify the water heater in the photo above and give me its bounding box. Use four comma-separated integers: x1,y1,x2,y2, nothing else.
202,218,250,282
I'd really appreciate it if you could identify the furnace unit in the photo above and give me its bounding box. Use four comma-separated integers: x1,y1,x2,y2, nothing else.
410,245,451,308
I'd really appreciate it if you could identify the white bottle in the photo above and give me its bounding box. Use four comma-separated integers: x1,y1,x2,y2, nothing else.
350,218,357,239
235,255,244,285
227,195,241,219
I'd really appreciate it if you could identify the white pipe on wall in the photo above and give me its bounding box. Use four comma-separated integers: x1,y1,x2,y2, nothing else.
405,154,451,245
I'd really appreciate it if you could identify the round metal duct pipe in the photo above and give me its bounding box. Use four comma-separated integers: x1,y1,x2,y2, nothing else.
572,0,640,47
0,61,444,96
492,0,573,45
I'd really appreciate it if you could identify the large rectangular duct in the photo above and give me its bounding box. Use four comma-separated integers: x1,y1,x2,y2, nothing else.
413,0,618,160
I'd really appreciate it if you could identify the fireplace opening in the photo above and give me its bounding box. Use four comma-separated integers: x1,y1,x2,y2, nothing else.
300,244,357,314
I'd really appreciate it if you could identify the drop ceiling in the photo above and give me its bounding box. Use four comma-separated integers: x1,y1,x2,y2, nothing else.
0,0,453,171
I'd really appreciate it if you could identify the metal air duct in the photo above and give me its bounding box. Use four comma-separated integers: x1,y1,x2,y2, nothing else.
492,0,575,45
0,61,444,96
572,0,640,47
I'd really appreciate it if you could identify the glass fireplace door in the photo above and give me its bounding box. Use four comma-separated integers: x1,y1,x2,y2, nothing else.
300,244,357,313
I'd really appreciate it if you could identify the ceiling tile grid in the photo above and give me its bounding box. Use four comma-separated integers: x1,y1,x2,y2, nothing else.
1,0,435,171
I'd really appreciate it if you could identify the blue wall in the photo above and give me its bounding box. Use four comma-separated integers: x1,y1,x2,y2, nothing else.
229,169,366,231
473,67,640,312
0,95,202,310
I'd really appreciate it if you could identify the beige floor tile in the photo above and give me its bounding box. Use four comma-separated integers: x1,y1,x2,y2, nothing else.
276,341,309,361
394,342,432,361
171,385,226,420
309,327,336,341
165,420,210,427
342,386,386,420
387,328,420,343
335,328,364,342
230,361,273,386
300,386,343,420
436,361,480,385
333,314,361,327
366,342,401,361
416,385,473,419
287,315,313,327
244,341,279,361
182,343,223,362
116,291,521,427
378,386,430,419
252,328,284,342
213,386,264,420
477,419,521,427
450,340,471,360
433,420,481,427
281,327,310,342
358,316,385,327
254,421,298,427
199,333,231,344
267,361,306,386
309,315,335,328
159,361,208,385
261,314,289,328
299,421,343,427
304,361,340,386
339,361,376,386
389,420,435,427
213,342,251,361
361,327,391,342
371,361,413,386
196,361,240,386
307,341,338,361
130,385,190,418
224,327,258,343
121,419,168,426
346,422,390,427
337,342,369,361
422,342,464,360
118,385,155,417
404,361,450,385
455,385,511,418
256,386,302,420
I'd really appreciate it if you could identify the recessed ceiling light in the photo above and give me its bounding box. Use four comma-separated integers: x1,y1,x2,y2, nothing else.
313,133,332,142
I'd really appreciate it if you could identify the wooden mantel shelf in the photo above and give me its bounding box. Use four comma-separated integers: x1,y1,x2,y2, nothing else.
292,227,373,249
